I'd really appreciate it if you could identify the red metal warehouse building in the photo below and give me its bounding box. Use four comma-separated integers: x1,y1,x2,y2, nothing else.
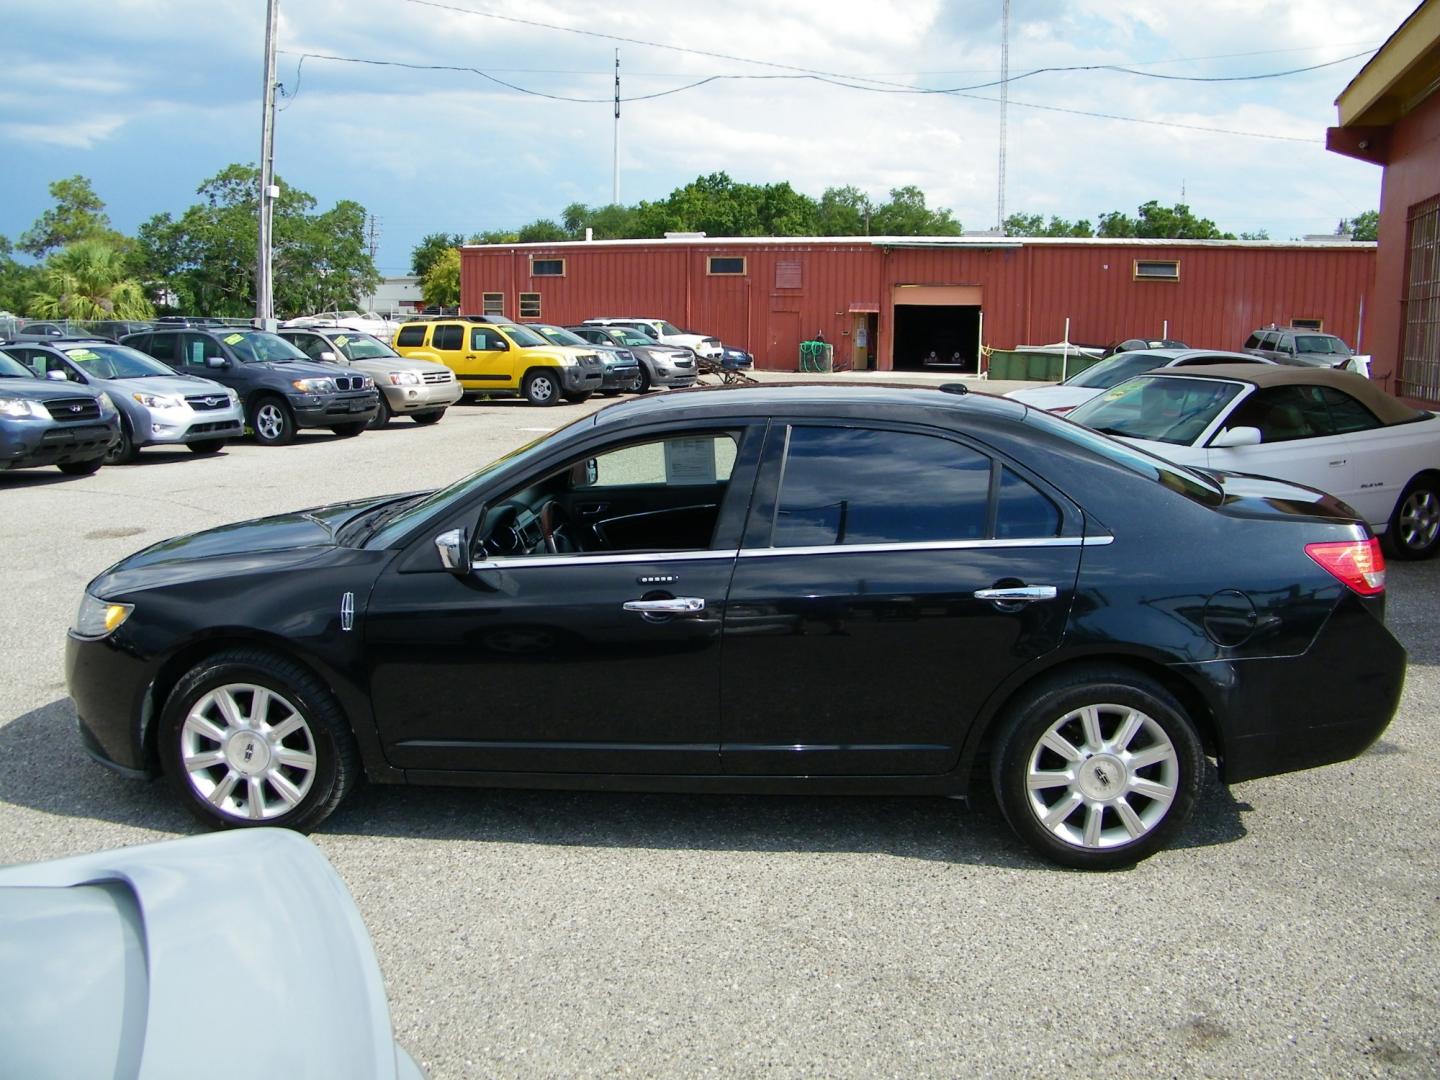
460,236,1376,374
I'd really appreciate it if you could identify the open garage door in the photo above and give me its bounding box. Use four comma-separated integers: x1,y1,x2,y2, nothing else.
891,285,982,373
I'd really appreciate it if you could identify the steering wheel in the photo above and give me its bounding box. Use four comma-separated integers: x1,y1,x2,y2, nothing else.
482,504,522,556
538,501,577,553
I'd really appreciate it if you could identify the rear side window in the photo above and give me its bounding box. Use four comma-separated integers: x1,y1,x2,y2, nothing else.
395,325,427,348
432,325,463,351
996,467,1061,538
772,427,992,546
1318,387,1382,433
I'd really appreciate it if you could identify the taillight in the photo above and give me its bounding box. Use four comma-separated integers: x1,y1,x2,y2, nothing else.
1305,537,1386,596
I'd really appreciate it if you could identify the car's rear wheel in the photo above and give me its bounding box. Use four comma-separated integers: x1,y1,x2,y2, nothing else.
991,668,1202,870
368,394,392,430
522,370,560,406
57,456,104,476
104,421,139,465
249,397,295,446
634,366,653,393
159,649,359,832
1386,478,1440,560
411,409,444,425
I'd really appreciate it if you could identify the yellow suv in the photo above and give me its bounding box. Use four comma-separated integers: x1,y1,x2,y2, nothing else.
392,317,604,405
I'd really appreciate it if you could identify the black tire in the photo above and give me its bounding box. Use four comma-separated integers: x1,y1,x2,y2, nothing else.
368,394,393,430
1385,477,1440,560
990,667,1203,870
411,409,444,425
158,648,360,832
57,456,104,476
562,390,593,404
634,365,653,393
330,422,367,438
601,390,623,398
188,439,226,455
104,421,139,465
249,396,295,446
522,369,561,406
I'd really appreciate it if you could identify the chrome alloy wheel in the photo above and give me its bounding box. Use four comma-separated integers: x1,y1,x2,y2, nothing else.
179,683,318,820
254,403,285,442
1024,703,1179,850
1397,486,1440,552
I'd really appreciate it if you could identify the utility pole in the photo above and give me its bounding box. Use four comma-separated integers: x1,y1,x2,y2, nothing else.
996,0,1010,234
256,0,280,326
366,214,381,261
612,50,620,206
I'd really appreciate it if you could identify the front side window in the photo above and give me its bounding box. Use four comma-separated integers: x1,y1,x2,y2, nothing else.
335,334,397,360
285,333,329,360
1223,386,1333,443
771,427,993,547
471,328,506,351
588,434,738,489
180,333,228,368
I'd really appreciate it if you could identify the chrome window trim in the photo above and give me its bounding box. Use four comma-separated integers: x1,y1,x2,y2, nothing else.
466,533,1112,571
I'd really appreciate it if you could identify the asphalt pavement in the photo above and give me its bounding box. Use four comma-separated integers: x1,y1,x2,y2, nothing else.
1,374,1436,1078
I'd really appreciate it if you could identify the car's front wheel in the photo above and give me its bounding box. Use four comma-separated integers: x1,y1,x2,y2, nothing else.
991,668,1202,870
1387,477,1440,560
522,369,561,406
104,421,139,465
249,397,295,446
159,649,359,831
368,394,392,430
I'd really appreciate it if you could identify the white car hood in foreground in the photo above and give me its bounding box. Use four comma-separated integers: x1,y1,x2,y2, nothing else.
1004,384,1104,413
0,829,423,1080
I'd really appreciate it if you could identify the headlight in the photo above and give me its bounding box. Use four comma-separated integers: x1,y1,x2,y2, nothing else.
386,371,421,386
227,389,240,405
291,378,336,394
0,396,48,419
132,391,184,409
73,593,134,639
97,392,117,417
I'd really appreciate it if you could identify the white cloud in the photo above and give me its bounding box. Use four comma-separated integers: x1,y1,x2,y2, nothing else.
1,115,128,149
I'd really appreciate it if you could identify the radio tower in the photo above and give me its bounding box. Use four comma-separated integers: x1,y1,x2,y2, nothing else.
997,0,1010,233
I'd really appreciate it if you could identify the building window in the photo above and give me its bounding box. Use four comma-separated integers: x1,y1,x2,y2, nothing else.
1133,260,1180,281
1292,317,1323,330
519,292,542,319
1399,195,1440,403
531,258,565,277
482,292,504,316
775,260,802,289
708,256,746,276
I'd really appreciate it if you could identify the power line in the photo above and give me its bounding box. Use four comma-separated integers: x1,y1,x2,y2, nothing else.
278,50,1328,142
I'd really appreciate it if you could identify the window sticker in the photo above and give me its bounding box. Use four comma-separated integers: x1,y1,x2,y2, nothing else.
334,335,349,346
664,437,717,484
65,349,100,362
224,333,244,345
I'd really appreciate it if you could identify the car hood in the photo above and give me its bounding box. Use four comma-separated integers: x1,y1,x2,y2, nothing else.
0,378,102,402
1005,385,1103,412
101,374,230,397
341,355,447,377
0,830,420,1080
89,494,403,595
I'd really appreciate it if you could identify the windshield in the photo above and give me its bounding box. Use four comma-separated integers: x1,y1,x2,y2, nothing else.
60,344,173,379
501,325,548,348
1296,335,1351,356
534,326,587,347
1068,375,1247,446
0,351,37,379
1064,352,1164,389
612,329,653,347
364,416,594,548
227,332,308,363
1023,407,1224,506
334,334,398,360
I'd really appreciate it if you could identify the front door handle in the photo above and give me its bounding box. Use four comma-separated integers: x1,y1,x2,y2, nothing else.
973,586,1057,603
623,597,705,615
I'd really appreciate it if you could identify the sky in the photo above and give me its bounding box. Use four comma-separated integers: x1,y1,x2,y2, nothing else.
0,0,1422,279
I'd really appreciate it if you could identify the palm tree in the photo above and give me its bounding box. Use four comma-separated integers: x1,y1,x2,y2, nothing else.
29,240,154,320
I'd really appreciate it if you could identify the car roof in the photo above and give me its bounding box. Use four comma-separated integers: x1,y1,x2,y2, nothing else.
588,382,1023,428
1145,363,1424,423
1112,349,1263,363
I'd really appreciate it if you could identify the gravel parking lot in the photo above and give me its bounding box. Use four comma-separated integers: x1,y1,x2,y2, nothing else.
2,377,1437,1078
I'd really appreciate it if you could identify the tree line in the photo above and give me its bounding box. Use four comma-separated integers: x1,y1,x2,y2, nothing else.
1,170,379,321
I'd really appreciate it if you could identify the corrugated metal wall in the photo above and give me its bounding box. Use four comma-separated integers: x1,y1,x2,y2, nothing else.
461,240,1375,372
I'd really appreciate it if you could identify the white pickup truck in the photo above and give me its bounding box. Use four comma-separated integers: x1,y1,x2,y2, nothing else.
582,317,723,361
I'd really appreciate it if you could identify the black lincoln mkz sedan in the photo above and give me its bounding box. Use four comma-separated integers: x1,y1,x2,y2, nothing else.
67,385,1405,868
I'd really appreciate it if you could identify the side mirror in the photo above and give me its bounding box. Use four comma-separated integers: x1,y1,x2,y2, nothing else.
206,356,228,369
435,527,471,574
1211,426,1263,448
45,369,68,381
319,351,338,362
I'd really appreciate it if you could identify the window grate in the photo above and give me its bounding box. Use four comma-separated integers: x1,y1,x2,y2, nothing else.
519,292,541,319
482,292,504,316
1398,196,1440,403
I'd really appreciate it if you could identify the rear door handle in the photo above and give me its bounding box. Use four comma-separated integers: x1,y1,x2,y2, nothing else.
623,597,706,615
973,586,1057,603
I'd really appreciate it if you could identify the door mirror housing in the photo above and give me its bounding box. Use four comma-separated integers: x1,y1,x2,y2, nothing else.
44,368,68,381
1211,426,1263,448
435,527,471,574
206,356,229,369
319,350,338,362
